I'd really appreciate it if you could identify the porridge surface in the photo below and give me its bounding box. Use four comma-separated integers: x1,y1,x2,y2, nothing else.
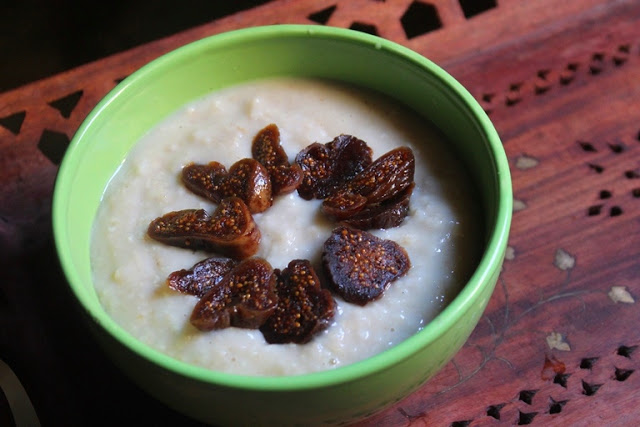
91,77,481,376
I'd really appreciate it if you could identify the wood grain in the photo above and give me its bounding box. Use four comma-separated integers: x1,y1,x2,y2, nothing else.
1,0,638,425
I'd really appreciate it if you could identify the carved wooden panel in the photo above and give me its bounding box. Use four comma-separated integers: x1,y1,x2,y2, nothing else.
1,0,638,425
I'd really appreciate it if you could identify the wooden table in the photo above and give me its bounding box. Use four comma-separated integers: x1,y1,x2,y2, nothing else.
1,0,639,425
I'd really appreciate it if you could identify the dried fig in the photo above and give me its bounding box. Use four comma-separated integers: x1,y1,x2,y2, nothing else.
251,123,303,196
260,259,336,344
147,197,261,259
182,158,272,213
295,134,373,200
322,147,415,228
341,183,415,230
167,256,238,297
344,146,415,203
190,257,277,330
322,226,411,305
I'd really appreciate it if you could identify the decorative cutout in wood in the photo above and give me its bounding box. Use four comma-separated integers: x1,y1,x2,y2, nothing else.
0,111,26,135
548,397,568,414
479,42,638,115
580,357,599,370
308,5,337,25
518,389,538,405
535,69,552,94
613,44,631,66
349,22,378,35
560,63,579,85
449,341,637,425
459,0,496,19
518,410,538,425
614,367,634,382
589,52,605,75
578,127,640,218
486,403,506,419
48,90,83,119
401,2,442,39
618,345,638,358
553,372,570,388
37,129,70,165
581,380,602,396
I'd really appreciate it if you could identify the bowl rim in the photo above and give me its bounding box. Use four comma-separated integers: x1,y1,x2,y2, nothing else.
53,23,512,391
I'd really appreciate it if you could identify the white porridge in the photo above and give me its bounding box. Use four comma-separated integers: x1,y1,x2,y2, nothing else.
90,77,482,376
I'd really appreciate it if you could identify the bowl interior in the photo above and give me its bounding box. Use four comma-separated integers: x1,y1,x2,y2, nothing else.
53,25,511,389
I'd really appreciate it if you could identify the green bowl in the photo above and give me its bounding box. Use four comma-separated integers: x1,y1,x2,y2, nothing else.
52,25,511,426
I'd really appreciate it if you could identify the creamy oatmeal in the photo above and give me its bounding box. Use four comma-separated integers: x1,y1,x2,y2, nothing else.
90,77,482,376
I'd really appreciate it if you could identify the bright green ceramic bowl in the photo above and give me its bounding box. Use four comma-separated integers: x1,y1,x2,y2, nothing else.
53,25,511,426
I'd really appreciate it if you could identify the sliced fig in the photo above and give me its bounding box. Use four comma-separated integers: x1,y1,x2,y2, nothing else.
344,146,415,204
252,124,288,166
251,123,303,196
180,161,227,200
322,226,411,305
295,134,373,200
190,257,277,331
167,256,238,297
182,158,272,213
260,259,336,344
267,163,304,196
322,147,415,228
320,192,368,221
147,197,261,259
340,183,414,230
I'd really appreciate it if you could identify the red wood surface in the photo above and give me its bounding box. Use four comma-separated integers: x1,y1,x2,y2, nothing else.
1,0,639,425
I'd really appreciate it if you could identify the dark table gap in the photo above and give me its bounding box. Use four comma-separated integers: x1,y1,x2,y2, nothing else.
1,0,274,93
